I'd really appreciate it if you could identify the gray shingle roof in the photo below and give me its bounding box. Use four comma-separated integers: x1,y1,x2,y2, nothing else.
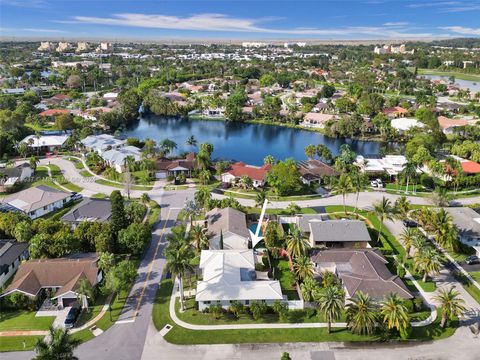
444,207,480,239
205,207,249,239
0,185,71,213
61,198,112,223
309,220,371,243
0,240,29,268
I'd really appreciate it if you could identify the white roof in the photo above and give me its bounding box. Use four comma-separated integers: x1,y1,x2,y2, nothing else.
81,134,125,152
356,155,407,175
391,118,425,131
101,146,141,166
103,92,118,99
22,134,69,148
195,250,283,302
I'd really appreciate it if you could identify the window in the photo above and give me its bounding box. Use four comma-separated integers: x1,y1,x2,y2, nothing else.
43,206,48,210
245,300,249,305
203,301,211,305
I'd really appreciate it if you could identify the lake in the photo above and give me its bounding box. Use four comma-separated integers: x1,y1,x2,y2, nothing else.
420,74,480,93
125,116,385,165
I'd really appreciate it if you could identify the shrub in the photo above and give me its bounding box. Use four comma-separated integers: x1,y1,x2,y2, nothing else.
209,304,223,319
228,301,245,319
403,299,414,313
272,300,289,321
249,301,267,320
420,174,435,189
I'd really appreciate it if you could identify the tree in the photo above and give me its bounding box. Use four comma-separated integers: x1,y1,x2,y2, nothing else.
286,202,301,215
333,174,352,214
263,155,275,165
272,300,289,321
300,276,320,302
346,291,378,335
316,286,345,333
141,193,151,206
285,227,310,259
165,243,194,311
194,187,212,210
293,255,314,281
267,159,303,196
255,189,267,207
186,135,197,147
159,138,177,156
400,228,418,258
380,293,409,336
394,196,411,220
76,278,95,312
29,156,39,171
316,144,333,164
263,221,282,254
110,190,126,236
228,301,245,319
190,224,209,252
413,247,442,282
239,175,253,189
98,252,115,273
429,187,451,207
434,287,466,328
281,352,292,360
249,301,267,320
118,223,151,255
104,260,137,296
54,114,75,131
33,326,81,360
13,220,32,243
401,161,417,194
320,83,336,98
199,169,211,185
304,144,317,159
373,196,394,243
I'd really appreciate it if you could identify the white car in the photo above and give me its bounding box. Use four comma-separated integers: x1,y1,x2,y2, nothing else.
371,180,378,187
375,179,383,188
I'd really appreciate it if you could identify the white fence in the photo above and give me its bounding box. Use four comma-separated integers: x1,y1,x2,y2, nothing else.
278,216,298,224
286,300,305,310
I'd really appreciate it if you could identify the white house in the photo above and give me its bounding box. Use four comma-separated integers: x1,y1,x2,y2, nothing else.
444,207,480,256
0,185,72,219
195,249,283,311
355,155,409,177
22,134,70,152
391,118,425,133
101,146,142,173
81,134,126,155
0,163,34,192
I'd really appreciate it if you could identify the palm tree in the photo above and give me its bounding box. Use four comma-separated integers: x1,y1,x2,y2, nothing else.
123,155,136,173
239,175,253,189
186,135,197,147
316,286,345,333
333,174,352,214
304,144,317,159
432,209,459,251
29,156,39,171
350,172,365,216
285,227,310,259
33,326,81,360
293,255,314,281
380,293,409,334
263,155,275,165
159,138,177,156
394,195,411,221
434,287,466,328
194,187,212,210
414,247,442,282
300,276,319,302
430,187,451,207
401,161,417,194
373,196,394,243
76,278,95,312
346,291,378,335
199,169,211,185
400,227,417,258
165,243,195,311
141,193,151,206
190,224,209,252
255,189,267,207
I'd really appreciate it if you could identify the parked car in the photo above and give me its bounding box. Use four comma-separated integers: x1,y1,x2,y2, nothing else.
371,180,378,188
64,306,80,329
465,255,479,265
403,219,418,228
375,178,383,188
71,192,83,201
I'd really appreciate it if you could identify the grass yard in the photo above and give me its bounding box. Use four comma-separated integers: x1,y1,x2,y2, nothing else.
95,179,153,191
416,68,480,82
0,335,44,352
273,259,299,300
79,170,94,177
46,164,83,192
0,310,55,332
246,207,317,216
147,200,161,227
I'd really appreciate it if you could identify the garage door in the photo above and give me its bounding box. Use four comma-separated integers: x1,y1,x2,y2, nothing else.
62,298,78,307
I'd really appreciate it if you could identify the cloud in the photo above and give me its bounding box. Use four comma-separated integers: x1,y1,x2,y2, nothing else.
0,27,66,33
383,22,409,26
61,12,435,38
0,0,47,8
440,4,480,12
406,1,459,8
440,26,480,36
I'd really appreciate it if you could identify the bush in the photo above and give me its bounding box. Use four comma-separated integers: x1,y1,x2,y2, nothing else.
209,304,223,319
249,301,267,320
404,299,414,313
420,174,435,189
228,301,245,319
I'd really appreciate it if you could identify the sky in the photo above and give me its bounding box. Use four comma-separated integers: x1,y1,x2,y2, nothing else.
0,0,479,40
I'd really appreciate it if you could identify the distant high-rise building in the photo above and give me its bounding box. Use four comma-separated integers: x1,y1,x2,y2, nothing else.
97,42,113,52
374,44,412,55
76,42,90,52
242,42,268,48
56,42,72,52
38,42,55,52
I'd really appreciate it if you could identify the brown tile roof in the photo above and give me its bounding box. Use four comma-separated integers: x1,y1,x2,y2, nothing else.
39,109,70,117
312,249,412,299
437,116,468,129
2,253,99,297
155,153,196,171
298,159,338,179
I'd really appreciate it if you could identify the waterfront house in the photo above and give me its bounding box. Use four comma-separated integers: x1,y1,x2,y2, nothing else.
221,162,272,188
437,116,468,135
205,207,250,250
0,185,72,219
101,146,142,173
311,249,413,300
81,134,126,155
0,240,29,288
391,117,425,133
154,153,196,179
1,253,102,308
355,155,408,178
195,249,283,311
297,159,338,185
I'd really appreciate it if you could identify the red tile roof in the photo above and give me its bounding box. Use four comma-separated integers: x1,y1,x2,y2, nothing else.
437,116,468,129
39,109,70,117
461,160,480,174
383,106,408,115
225,162,272,181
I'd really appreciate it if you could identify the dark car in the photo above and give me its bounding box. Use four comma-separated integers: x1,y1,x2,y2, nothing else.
403,219,418,228
64,306,80,329
465,255,479,265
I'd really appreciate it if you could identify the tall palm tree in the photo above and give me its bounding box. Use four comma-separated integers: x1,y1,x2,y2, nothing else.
199,169,211,185
76,278,95,312
350,172,365,216
159,138,177,156
434,287,466,328
400,227,417,258
189,224,209,252
300,276,319,302
33,326,81,360
394,195,411,220
29,156,39,171
380,293,409,334
304,144,317,159
401,161,417,194
194,187,212,210
346,291,378,335
285,227,310,259
165,243,195,311
123,155,136,173
333,174,353,214
186,135,197,148
414,247,442,282
432,209,459,251
263,155,275,165
373,196,394,243
316,286,345,333
255,189,267,207
293,255,314,281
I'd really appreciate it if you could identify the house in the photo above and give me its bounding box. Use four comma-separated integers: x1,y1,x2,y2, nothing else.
383,106,408,118
302,113,336,128
309,220,371,248
0,185,72,219
279,214,329,234
221,162,272,188
355,155,408,177
0,240,29,288
61,198,112,229
22,134,70,153
311,249,413,299
1,253,102,308
202,108,225,117
195,249,283,311
81,134,126,155
297,159,338,185
101,146,142,173
154,153,196,179
39,109,71,119
444,207,480,256
205,207,250,250
437,116,468,135
391,118,424,133
0,163,33,192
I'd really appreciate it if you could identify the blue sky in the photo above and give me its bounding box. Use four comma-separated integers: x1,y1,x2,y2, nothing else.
1,0,479,40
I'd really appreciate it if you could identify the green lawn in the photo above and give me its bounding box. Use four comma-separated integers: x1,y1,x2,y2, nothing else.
470,272,480,284
46,164,83,192
415,68,480,82
147,201,161,227
152,279,457,345
95,179,152,191
273,259,299,300
0,335,44,352
246,207,317,216
0,310,55,331
79,170,94,177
